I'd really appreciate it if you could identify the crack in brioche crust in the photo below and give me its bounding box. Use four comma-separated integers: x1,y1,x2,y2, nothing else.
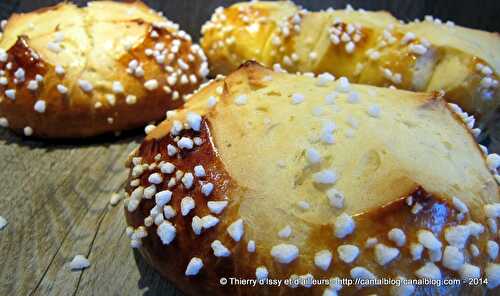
124,63,500,295
0,1,208,138
200,1,500,128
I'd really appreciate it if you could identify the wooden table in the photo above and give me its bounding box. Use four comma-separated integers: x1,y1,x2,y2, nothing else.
0,1,499,296
0,130,177,295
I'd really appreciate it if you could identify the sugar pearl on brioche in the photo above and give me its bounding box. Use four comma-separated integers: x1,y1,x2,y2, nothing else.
124,62,499,295
0,1,208,138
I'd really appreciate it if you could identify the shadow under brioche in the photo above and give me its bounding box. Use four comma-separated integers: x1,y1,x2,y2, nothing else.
0,1,208,138
124,62,500,295
201,1,500,129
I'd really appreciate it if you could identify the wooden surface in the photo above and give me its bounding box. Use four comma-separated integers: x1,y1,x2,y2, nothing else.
0,129,181,296
0,1,499,296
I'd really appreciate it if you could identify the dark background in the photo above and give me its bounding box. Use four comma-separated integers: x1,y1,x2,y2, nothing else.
0,0,499,42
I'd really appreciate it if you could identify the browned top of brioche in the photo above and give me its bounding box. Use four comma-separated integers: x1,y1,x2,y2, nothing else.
124,62,500,295
0,1,208,138
202,1,500,74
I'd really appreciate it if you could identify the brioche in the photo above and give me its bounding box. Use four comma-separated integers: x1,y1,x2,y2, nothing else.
201,1,500,130
123,62,500,295
0,1,208,138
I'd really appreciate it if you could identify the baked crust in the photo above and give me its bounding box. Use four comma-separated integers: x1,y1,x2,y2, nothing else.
0,1,208,138
124,62,500,295
201,1,500,128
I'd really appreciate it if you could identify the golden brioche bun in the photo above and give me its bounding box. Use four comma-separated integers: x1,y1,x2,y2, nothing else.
201,1,500,129
123,62,500,295
0,1,208,138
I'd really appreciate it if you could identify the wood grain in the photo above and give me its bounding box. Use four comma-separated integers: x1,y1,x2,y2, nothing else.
0,128,178,296
0,1,498,296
